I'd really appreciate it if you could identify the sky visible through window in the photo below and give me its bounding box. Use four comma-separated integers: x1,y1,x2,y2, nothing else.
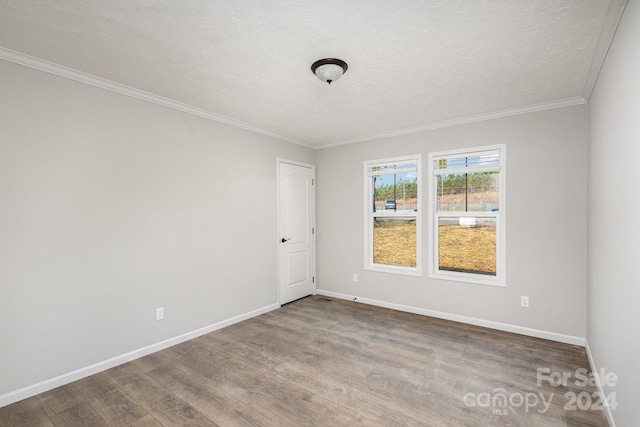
374,171,416,188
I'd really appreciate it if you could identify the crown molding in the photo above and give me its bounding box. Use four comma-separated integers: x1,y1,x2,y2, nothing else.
582,0,628,102
1,43,600,151
0,47,314,149
317,96,587,149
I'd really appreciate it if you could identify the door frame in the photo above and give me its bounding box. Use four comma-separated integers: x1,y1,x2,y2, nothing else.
276,158,316,305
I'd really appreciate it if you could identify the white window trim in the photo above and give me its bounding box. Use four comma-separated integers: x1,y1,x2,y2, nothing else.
364,155,422,276
427,144,506,287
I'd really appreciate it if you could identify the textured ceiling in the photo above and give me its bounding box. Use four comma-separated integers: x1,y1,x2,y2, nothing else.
0,0,625,147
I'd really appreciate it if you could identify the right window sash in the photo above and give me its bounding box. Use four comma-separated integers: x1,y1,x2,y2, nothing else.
428,144,506,286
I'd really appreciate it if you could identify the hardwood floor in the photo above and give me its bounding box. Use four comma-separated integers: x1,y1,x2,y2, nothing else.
0,296,609,426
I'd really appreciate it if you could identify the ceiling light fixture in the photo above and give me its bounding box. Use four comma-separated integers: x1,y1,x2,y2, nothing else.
311,58,348,84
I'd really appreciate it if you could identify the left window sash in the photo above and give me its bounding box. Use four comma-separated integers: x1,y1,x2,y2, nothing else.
364,155,422,276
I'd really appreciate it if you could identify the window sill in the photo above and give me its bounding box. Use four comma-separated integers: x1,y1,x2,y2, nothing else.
365,264,422,277
429,270,505,287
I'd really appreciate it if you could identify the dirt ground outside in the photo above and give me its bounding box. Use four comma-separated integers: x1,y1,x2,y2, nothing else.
373,220,496,275
438,224,496,275
373,219,417,267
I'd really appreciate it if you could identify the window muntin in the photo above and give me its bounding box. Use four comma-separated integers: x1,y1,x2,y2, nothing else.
429,145,505,286
365,156,421,275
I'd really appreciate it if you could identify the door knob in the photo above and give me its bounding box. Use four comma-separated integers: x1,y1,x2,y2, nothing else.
281,238,290,243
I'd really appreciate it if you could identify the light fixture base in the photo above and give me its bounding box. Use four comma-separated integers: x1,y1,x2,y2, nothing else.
311,58,348,84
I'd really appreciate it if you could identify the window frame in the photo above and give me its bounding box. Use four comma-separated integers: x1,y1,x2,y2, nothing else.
427,144,506,287
364,155,422,276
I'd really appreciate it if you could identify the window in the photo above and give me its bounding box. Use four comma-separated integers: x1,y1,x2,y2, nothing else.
428,145,505,286
364,155,421,275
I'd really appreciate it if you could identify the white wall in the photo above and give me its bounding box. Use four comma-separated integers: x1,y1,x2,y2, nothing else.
0,59,314,399
588,1,640,425
317,105,588,339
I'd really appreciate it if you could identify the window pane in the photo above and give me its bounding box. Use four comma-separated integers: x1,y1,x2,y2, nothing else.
434,152,500,171
368,161,417,175
373,218,416,267
438,217,496,275
373,171,418,212
436,171,499,212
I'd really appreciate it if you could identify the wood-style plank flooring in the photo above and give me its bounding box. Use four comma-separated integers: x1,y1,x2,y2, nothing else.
0,296,609,426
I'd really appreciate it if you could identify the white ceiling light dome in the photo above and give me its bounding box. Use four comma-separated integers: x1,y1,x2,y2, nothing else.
311,58,348,84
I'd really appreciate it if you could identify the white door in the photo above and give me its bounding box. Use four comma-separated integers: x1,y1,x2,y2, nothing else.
278,161,315,304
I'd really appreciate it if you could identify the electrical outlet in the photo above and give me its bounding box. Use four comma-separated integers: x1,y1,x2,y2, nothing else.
521,296,529,308
353,273,358,282
155,307,164,320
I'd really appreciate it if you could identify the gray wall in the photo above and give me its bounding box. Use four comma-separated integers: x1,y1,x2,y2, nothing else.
0,59,314,396
588,1,639,425
317,105,588,338
4,11,635,420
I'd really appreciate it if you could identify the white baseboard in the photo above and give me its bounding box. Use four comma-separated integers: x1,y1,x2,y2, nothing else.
585,340,617,427
316,289,586,346
0,303,280,408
